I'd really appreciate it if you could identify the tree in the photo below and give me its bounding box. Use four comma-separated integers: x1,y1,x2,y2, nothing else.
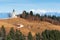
9,27,15,40
6,35,11,40
26,12,29,16
1,25,6,40
15,29,26,40
44,14,47,17
25,12,29,18
23,10,26,14
15,29,20,40
42,30,49,40
36,33,41,40
19,31,25,40
51,15,56,19
22,10,27,18
28,32,33,40
30,11,33,16
40,16,44,21
1,25,6,37
42,30,60,40
0,30,1,37
47,15,52,18
36,14,40,17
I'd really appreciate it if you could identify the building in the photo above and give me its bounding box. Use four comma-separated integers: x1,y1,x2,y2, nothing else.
11,9,17,18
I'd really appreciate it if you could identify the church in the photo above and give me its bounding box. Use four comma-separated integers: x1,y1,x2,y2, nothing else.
11,9,17,18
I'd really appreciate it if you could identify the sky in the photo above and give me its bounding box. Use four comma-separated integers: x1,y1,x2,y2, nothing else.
0,0,60,13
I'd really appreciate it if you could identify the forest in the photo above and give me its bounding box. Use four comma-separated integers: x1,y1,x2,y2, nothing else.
0,25,60,40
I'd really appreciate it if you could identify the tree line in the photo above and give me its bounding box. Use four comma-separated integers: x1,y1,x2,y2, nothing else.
0,25,60,40
19,10,60,21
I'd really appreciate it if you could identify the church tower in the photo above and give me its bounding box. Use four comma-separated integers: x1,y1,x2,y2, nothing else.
12,9,17,18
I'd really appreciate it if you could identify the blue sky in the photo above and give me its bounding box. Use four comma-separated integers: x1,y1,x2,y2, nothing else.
0,0,60,13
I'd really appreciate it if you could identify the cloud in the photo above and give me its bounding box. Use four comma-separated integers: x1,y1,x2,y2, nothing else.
29,9,47,14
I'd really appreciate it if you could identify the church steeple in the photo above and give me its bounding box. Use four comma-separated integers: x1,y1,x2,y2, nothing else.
12,9,17,18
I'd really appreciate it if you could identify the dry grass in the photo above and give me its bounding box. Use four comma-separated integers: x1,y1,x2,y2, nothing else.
0,17,60,36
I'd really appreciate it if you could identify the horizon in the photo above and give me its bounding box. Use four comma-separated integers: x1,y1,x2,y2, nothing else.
0,0,60,13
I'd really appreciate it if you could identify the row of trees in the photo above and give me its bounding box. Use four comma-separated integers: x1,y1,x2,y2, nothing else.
0,25,41,40
41,14,60,21
42,30,60,40
20,10,60,21
0,25,60,40
20,11,40,18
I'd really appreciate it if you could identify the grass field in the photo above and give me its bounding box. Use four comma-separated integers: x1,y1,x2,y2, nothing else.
0,17,60,36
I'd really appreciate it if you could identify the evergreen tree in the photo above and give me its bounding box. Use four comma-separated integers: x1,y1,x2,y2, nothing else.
23,10,26,14
15,29,26,40
1,25,6,37
51,15,56,19
28,32,33,40
42,30,49,40
15,29,20,40
30,11,33,16
44,14,47,17
42,30,60,40
22,10,27,18
25,12,29,18
9,27,15,40
1,25,6,40
0,30,1,37
47,15,52,18
6,35,11,40
19,31,24,40
26,12,29,15
36,14,40,17
36,33,41,40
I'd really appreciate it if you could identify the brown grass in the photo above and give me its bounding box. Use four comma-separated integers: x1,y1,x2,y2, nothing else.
0,17,60,36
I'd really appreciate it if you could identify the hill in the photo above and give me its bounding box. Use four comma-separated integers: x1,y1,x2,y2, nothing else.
0,17,60,36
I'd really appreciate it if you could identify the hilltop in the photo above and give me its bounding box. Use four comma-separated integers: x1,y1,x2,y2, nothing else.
17,11,60,25
0,11,60,36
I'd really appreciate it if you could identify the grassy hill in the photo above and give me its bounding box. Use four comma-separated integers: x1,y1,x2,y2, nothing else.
0,17,60,36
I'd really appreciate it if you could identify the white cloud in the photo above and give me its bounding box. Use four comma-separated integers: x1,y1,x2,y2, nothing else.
30,9,60,13
29,9,47,15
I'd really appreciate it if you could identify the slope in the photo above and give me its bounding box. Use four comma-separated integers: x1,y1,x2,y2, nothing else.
0,18,60,36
